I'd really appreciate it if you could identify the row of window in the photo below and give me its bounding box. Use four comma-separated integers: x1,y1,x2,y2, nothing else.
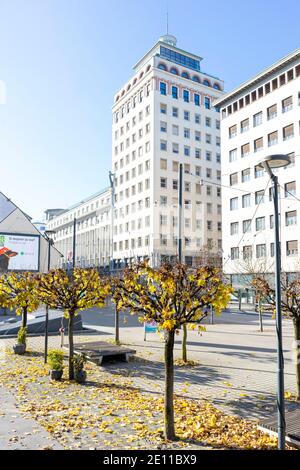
159,235,222,250
229,182,296,210
228,122,297,162
114,105,151,139
230,211,297,236
159,159,221,177
160,177,221,197
113,235,222,251
228,95,298,138
231,240,298,260
159,81,213,109
160,116,220,132
160,141,221,161
114,197,151,220
115,179,151,202
160,103,216,122
115,65,152,103
229,155,295,185
222,63,300,118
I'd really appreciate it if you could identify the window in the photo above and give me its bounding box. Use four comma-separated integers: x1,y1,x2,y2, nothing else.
160,82,167,95
230,197,238,210
287,240,298,256
255,190,265,204
160,158,167,170
184,146,190,156
285,181,296,196
229,125,237,138
231,247,239,260
241,143,250,158
229,149,237,162
230,173,238,186
172,143,179,154
172,161,178,172
195,166,201,176
206,151,211,161
206,117,211,127
195,131,201,142
254,137,263,152
172,124,179,136
283,124,294,141
172,86,178,99
173,179,178,190
160,140,167,151
206,134,211,144
195,114,200,124
160,177,167,188
286,210,297,226
183,90,189,102
267,104,277,120
268,131,278,146
160,121,167,132
285,152,295,168
242,194,251,208
204,97,211,109
160,103,167,114
230,222,239,235
256,244,266,258
194,94,200,106
242,168,250,182
253,112,262,127
184,110,190,121
172,142,179,154
255,165,264,178
172,107,178,117
241,119,249,133
195,148,201,159
282,96,293,113
256,217,265,231
243,220,251,233
243,246,252,260
184,128,190,139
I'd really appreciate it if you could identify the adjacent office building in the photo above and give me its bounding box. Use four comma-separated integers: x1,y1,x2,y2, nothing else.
46,188,112,269
215,49,300,287
112,34,224,268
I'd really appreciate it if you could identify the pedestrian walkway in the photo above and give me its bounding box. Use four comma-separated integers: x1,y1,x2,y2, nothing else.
0,386,63,449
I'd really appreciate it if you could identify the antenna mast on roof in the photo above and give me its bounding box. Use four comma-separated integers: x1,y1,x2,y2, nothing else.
166,11,169,35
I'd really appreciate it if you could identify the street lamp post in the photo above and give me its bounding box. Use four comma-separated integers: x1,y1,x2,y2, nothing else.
43,229,56,364
258,154,291,450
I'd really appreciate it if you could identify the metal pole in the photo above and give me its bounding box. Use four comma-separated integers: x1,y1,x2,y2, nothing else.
72,217,77,269
44,238,51,364
178,163,183,264
272,174,285,450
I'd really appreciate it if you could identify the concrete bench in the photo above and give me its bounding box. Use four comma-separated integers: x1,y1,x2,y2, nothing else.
66,341,136,365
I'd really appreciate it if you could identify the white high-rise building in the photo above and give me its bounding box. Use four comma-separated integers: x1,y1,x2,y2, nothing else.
215,49,300,287
112,35,224,268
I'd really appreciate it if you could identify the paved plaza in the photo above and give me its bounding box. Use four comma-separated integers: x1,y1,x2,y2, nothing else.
0,307,296,449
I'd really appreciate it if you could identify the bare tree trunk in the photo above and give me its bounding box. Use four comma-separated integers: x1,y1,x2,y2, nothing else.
115,305,120,345
259,304,263,332
22,307,27,328
164,329,176,440
293,319,300,400
68,312,74,380
182,323,187,362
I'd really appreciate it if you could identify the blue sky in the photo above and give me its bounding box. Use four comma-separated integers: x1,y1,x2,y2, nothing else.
0,0,299,220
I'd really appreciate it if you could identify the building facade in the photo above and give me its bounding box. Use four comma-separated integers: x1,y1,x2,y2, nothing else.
112,35,224,268
47,187,112,269
215,49,300,287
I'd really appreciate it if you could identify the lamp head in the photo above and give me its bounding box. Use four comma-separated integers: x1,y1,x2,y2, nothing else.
258,154,291,170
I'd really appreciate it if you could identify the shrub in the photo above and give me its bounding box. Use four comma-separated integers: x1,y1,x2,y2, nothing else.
17,326,27,345
48,349,64,371
73,354,87,372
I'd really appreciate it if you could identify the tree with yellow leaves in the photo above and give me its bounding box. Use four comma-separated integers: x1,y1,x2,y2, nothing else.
252,276,300,400
112,262,232,440
0,272,40,328
38,268,110,380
